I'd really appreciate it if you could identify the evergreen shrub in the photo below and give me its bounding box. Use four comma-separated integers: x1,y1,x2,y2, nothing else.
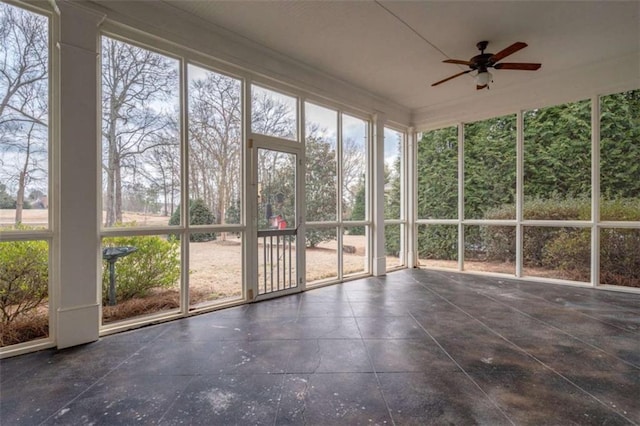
484,198,640,286
417,225,457,260
169,199,216,242
0,239,48,324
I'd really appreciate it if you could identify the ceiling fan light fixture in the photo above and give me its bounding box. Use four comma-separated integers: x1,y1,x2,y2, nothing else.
476,70,492,87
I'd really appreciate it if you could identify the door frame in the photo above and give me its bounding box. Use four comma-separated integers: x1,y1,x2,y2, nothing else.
249,135,305,302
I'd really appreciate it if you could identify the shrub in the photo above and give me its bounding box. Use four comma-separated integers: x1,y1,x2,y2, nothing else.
417,225,457,260
102,235,180,304
0,240,48,324
485,199,589,265
600,228,640,287
169,199,216,242
543,228,591,279
485,198,640,286
601,198,640,221
384,224,400,257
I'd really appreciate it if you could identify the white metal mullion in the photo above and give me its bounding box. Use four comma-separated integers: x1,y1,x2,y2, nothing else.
407,128,417,268
516,110,524,277
298,97,306,290
337,113,344,280
416,219,459,225
180,59,190,315
458,123,464,271
399,129,408,268
591,95,601,288
364,117,371,275
244,79,257,301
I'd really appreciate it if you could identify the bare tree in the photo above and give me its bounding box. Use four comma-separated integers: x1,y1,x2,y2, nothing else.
0,4,48,225
341,136,366,214
101,37,179,226
139,122,180,217
188,70,242,227
251,89,296,140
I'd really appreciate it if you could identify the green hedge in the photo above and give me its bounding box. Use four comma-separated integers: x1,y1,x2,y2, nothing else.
0,240,48,324
484,198,640,285
417,224,457,260
417,198,639,286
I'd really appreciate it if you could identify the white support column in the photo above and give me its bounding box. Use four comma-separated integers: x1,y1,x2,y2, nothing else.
457,123,464,271
55,1,104,349
406,127,417,268
516,111,524,277
590,95,601,287
372,112,386,276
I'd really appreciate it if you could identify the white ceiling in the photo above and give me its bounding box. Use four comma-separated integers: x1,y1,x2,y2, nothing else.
98,0,640,127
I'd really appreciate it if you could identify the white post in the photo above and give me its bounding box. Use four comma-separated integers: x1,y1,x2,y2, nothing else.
406,127,417,268
457,123,464,271
591,95,600,287
372,112,386,276
516,111,524,277
55,1,104,349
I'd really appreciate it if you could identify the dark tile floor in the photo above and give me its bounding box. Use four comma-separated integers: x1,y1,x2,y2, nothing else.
1,269,639,425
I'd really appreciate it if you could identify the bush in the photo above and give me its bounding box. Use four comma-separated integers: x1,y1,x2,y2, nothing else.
484,198,640,286
0,240,48,324
102,235,180,304
169,199,216,242
385,224,400,257
600,228,640,287
485,199,589,265
417,225,457,260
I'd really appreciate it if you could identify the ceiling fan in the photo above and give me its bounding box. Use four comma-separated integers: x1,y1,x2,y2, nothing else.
432,41,541,90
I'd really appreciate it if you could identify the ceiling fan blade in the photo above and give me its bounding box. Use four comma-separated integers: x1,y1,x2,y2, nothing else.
443,59,473,66
490,42,528,62
494,62,541,70
431,70,472,87
477,84,488,90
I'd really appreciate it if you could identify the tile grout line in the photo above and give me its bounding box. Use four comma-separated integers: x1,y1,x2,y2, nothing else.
410,273,638,425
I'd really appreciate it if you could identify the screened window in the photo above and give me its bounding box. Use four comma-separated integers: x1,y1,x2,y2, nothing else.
0,3,51,347
188,65,242,227
464,115,516,220
101,36,180,228
251,85,297,141
417,126,458,220
524,100,591,220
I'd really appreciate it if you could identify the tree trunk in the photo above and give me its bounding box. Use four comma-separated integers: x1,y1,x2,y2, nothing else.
115,154,122,223
15,126,34,225
15,171,25,224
